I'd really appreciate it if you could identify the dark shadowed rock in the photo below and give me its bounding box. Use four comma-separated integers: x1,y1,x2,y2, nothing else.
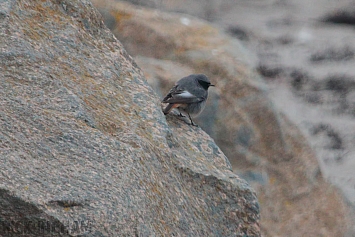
310,46,354,63
321,7,355,26
0,0,260,236
226,25,250,41
91,1,353,236
256,64,284,79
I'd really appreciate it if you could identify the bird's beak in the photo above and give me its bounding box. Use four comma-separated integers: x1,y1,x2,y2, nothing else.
210,84,215,87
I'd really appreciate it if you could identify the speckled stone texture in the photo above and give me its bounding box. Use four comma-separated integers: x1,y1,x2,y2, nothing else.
0,0,260,236
91,1,352,236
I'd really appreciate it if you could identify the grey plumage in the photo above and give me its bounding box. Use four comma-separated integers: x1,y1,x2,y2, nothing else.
162,74,214,125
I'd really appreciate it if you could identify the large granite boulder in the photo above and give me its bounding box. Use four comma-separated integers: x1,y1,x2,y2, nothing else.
91,1,352,236
0,0,260,236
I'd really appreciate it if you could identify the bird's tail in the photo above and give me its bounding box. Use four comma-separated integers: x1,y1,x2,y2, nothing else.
163,103,179,115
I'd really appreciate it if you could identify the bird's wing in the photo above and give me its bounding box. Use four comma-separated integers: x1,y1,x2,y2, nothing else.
162,88,203,104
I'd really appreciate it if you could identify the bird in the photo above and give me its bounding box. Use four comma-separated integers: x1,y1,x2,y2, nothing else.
162,74,214,126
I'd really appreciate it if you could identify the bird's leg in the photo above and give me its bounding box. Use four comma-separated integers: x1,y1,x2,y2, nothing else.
177,110,185,117
188,113,198,126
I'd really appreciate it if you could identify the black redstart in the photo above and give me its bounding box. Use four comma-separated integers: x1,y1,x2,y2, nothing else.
162,74,214,126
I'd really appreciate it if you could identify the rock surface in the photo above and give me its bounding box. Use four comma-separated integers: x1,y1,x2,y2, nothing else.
92,1,353,236
215,0,355,205
215,1,355,235
0,0,260,236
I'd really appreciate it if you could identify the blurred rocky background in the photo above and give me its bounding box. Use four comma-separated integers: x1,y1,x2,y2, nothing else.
92,0,355,236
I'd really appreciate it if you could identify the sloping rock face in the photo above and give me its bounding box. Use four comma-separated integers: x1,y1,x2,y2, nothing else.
91,1,352,236
0,0,260,236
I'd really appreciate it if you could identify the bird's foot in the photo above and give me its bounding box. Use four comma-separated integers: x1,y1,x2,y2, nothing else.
187,113,198,126
190,122,198,127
